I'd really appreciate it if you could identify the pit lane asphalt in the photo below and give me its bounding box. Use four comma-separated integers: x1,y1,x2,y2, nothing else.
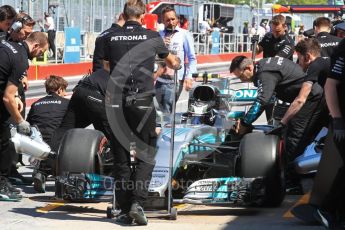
1,77,324,230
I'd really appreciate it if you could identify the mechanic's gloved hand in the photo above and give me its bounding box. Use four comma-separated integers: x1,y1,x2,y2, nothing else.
266,122,286,136
232,119,253,136
251,34,260,44
17,120,31,135
332,117,345,148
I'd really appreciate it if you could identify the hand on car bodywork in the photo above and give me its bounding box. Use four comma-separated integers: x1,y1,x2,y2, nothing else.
266,122,287,136
232,119,253,136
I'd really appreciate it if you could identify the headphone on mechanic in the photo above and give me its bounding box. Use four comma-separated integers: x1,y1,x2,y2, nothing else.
11,15,33,33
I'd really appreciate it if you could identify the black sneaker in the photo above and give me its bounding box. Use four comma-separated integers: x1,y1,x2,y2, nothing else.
129,202,148,225
115,212,133,225
0,177,21,194
0,182,22,201
314,208,337,229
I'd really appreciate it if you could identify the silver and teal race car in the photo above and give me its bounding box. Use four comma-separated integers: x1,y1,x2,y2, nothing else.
148,77,285,208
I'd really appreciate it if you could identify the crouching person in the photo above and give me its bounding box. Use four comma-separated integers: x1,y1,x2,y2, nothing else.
50,69,114,152
229,56,325,195
26,75,69,192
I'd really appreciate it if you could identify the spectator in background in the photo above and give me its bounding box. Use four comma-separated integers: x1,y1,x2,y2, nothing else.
179,15,188,30
258,22,266,37
44,12,56,59
243,21,249,52
249,22,257,37
199,19,212,44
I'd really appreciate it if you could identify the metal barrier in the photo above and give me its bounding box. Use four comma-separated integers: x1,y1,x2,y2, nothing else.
193,32,254,55
192,32,301,55
46,31,299,64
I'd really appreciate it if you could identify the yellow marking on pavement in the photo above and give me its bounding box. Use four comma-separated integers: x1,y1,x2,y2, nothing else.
283,192,310,218
174,204,187,210
36,202,65,214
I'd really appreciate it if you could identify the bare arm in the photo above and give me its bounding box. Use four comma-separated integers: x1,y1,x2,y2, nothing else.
280,82,312,125
256,44,263,55
164,53,181,70
3,82,24,124
325,78,342,118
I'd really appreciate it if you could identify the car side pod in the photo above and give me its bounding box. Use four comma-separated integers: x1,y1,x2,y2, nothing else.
294,127,328,175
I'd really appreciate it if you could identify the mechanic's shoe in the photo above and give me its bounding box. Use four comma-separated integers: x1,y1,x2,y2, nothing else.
115,212,133,225
314,208,337,229
129,202,148,225
0,182,22,201
0,177,21,194
9,168,33,185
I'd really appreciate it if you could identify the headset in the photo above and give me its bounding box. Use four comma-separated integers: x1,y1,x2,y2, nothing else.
11,15,32,33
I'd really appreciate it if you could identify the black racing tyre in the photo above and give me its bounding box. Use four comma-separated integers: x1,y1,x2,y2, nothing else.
55,129,107,198
239,132,285,207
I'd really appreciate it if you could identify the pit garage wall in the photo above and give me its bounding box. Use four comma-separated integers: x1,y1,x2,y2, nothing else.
27,52,261,80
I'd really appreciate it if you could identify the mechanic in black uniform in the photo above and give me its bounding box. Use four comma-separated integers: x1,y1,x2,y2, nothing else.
92,13,125,72
272,38,330,194
26,75,69,192
50,69,115,152
6,13,37,184
27,75,69,146
230,55,325,194
308,39,345,229
255,14,295,60
0,5,16,41
104,0,180,225
253,14,295,124
295,38,331,88
292,38,330,126
0,32,49,201
314,17,342,58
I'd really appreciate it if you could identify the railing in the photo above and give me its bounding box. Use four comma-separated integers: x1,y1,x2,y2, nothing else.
46,31,300,64
192,32,254,55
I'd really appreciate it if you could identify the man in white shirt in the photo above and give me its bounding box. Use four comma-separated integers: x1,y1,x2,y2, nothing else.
44,12,56,59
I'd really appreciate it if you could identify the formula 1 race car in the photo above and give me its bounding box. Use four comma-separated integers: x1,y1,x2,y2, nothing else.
10,74,323,209
150,76,285,207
